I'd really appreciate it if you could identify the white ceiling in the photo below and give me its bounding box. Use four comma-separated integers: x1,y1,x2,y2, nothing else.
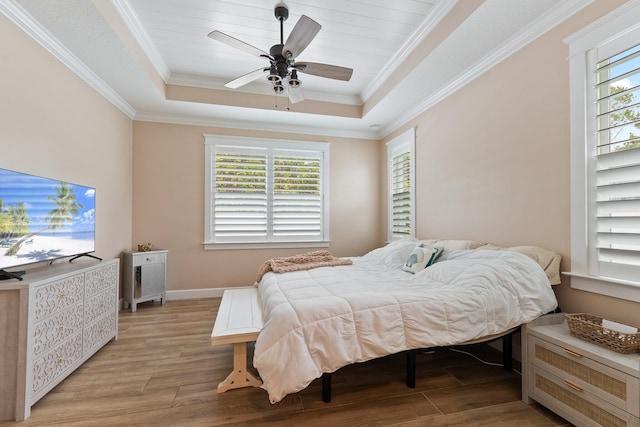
3,0,593,139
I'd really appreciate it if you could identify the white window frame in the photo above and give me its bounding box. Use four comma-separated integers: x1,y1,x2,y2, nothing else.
565,1,640,302
386,128,416,242
204,134,330,250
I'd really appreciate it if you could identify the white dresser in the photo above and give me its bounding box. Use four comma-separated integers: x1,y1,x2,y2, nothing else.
0,259,119,421
523,313,640,427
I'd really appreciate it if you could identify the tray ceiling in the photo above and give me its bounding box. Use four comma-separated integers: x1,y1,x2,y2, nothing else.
5,0,593,138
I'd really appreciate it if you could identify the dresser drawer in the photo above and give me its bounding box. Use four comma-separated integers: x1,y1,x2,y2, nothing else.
530,364,640,427
529,335,640,416
132,252,165,267
33,274,84,321
32,303,84,358
84,287,116,325
31,332,83,400
84,263,118,298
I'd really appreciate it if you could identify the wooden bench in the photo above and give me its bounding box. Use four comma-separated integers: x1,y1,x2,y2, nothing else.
210,288,263,393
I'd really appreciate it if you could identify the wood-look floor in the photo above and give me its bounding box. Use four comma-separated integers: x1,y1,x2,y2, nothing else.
1,298,572,427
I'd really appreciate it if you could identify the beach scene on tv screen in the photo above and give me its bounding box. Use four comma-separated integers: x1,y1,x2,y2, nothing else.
0,169,95,270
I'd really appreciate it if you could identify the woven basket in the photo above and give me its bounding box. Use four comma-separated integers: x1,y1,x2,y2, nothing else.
566,313,640,354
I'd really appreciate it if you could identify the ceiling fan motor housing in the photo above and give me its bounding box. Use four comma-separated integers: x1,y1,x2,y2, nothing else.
270,44,290,79
274,5,289,22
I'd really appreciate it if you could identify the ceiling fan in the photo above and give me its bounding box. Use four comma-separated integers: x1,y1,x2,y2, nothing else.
207,3,353,104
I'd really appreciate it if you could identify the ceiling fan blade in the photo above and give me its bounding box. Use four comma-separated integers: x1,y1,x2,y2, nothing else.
208,30,270,58
225,68,268,89
285,81,304,104
282,15,321,59
296,62,353,81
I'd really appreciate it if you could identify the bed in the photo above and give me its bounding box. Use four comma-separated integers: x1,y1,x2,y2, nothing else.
253,239,560,403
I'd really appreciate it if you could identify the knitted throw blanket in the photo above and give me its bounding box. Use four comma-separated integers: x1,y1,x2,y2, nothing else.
255,250,352,283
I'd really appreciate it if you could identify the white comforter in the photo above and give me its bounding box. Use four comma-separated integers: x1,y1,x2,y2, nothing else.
254,247,558,403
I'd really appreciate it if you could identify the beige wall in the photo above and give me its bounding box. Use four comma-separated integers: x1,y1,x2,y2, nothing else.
132,122,381,290
0,15,133,270
381,0,638,326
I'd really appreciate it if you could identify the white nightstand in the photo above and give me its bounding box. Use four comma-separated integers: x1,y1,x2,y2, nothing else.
523,313,640,427
122,250,167,312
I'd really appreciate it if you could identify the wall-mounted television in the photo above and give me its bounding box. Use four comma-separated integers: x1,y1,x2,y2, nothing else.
0,168,97,280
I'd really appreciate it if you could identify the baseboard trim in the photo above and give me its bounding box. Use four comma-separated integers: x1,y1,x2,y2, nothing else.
166,286,254,300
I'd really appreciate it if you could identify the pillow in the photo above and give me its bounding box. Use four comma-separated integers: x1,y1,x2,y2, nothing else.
362,239,417,267
507,246,562,285
402,244,442,274
418,238,562,285
419,239,486,250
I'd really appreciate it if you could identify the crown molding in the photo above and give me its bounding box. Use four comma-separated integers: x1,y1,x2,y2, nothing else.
360,0,459,103
564,0,640,55
134,111,378,140
379,0,595,138
0,0,136,119
110,0,171,82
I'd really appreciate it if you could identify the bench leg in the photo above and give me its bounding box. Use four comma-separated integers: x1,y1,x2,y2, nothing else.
217,342,262,393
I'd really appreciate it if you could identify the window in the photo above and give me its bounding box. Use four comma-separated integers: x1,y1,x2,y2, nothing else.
204,135,330,249
566,2,640,302
387,128,415,241
594,42,640,282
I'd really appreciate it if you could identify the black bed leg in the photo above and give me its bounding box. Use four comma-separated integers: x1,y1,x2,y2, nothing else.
406,351,416,388
321,373,331,403
502,333,513,371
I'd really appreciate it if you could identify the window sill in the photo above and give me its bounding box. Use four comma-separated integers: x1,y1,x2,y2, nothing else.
203,241,330,251
562,272,640,303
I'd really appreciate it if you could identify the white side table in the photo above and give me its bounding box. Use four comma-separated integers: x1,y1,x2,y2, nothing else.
122,250,167,312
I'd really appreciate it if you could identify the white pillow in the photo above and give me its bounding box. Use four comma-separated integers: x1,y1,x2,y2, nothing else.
402,244,442,274
419,239,486,250
362,239,417,267
507,246,562,285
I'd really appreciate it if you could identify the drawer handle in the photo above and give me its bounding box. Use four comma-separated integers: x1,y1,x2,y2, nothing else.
563,348,583,358
564,380,583,393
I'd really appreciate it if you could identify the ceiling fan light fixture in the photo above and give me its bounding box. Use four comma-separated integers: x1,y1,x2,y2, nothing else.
288,70,301,88
273,82,285,94
267,65,281,83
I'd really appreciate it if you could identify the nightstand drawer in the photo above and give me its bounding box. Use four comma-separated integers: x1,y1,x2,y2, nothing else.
530,365,640,427
132,252,165,266
529,335,639,416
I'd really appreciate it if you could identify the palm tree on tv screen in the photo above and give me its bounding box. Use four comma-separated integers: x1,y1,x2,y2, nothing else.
45,182,83,231
5,182,83,256
0,201,30,240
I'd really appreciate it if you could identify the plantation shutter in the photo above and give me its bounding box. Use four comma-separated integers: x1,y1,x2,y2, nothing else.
205,137,329,246
391,150,412,238
273,150,323,241
594,41,640,282
213,147,268,242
